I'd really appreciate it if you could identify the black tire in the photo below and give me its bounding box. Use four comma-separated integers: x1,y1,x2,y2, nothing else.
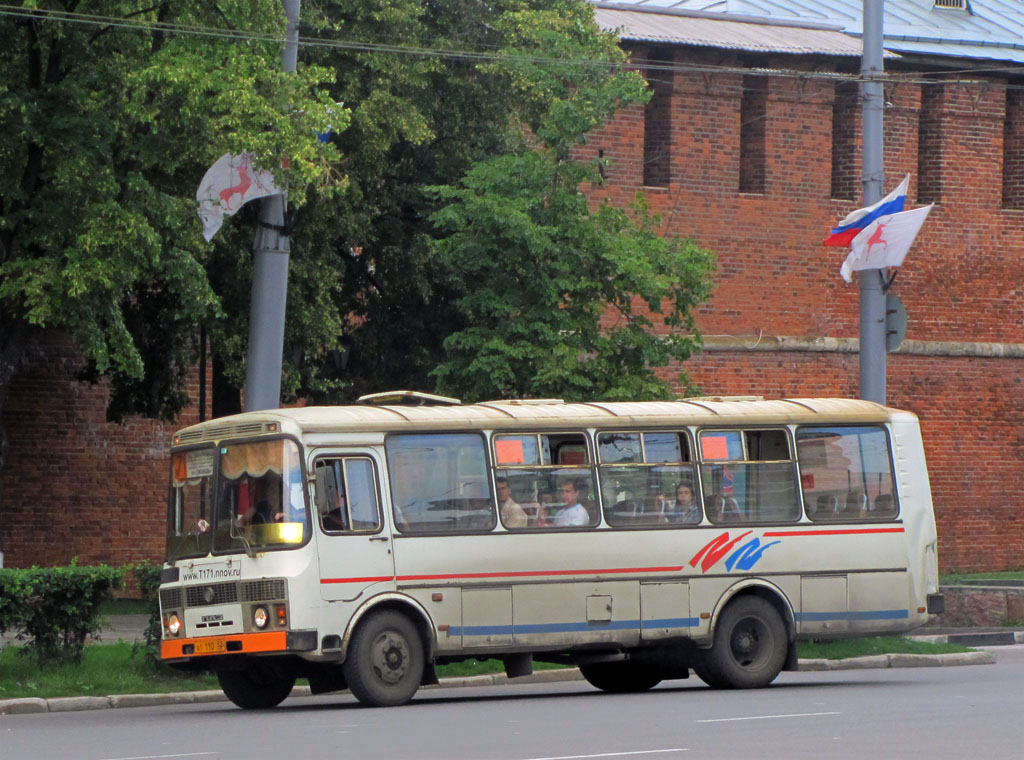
689,650,725,689
699,596,788,689
217,666,296,709
579,661,662,693
344,610,424,707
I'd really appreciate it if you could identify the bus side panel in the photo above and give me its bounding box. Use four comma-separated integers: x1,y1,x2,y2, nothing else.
891,416,940,625
511,580,640,648
847,571,916,634
639,581,692,641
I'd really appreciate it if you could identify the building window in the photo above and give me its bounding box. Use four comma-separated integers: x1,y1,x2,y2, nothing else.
739,75,767,193
1003,89,1024,210
917,84,943,204
643,47,673,187
830,81,859,200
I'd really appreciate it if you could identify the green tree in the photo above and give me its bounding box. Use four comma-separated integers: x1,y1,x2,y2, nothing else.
0,2,342,537
216,0,714,405
428,4,714,401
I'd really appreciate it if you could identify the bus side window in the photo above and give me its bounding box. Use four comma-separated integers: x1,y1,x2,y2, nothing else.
796,426,898,522
698,428,799,524
315,457,383,534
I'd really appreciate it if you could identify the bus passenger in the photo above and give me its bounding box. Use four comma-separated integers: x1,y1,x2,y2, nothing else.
665,482,699,524
534,488,556,526
554,479,590,527
496,476,528,529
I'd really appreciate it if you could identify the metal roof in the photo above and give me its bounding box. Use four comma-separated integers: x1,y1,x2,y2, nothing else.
593,0,1024,64
173,398,898,442
593,6,869,56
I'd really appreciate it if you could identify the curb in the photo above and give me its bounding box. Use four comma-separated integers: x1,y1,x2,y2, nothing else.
797,649,995,671
0,650,996,716
908,631,1024,647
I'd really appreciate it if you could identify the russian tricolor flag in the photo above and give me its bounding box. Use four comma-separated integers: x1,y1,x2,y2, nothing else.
823,174,910,247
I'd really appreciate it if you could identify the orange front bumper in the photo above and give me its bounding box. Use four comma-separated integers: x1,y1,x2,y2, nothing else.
161,630,288,660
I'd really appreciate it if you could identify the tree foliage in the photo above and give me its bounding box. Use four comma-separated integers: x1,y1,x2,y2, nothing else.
1,0,714,436
0,0,342,421
246,0,715,405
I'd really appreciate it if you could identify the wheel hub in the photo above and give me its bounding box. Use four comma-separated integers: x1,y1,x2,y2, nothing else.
731,618,767,666
371,632,410,684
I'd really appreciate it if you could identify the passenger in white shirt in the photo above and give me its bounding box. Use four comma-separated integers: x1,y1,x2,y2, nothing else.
554,479,590,527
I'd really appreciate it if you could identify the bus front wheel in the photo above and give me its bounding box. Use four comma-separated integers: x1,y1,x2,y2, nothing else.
579,661,662,693
217,666,296,709
344,610,424,707
698,596,787,689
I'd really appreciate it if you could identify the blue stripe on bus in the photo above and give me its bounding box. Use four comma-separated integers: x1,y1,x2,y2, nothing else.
449,610,908,637
451,618,699,637
795,609,909,622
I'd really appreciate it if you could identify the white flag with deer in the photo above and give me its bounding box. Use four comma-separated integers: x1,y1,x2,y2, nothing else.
196,153,281,241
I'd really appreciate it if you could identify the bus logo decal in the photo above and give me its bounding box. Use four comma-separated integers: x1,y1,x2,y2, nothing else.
724,537,781,572
689,531,752,572
690,531,778,573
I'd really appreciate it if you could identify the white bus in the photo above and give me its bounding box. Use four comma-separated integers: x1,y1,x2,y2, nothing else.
159,393,943,708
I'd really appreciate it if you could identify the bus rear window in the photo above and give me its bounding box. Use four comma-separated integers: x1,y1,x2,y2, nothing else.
797,426,898,521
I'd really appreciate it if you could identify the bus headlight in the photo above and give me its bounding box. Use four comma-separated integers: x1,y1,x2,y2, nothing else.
253,606,270,629
165,614,182,636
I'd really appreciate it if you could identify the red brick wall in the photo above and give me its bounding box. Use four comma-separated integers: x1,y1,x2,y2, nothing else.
4,47,1023,575
584,54,1024,571
673,351,1024,571
1,331,209,569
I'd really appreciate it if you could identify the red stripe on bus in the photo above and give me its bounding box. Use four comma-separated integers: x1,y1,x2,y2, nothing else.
762,527,905,537
397,566,684,582
321,576,395,584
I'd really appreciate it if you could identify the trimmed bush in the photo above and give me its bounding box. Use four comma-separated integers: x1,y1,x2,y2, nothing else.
0,562,123,665
132,560,164,664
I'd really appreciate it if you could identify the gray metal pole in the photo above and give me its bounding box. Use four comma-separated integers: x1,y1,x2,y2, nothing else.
244,0,301,412
859,0,886,404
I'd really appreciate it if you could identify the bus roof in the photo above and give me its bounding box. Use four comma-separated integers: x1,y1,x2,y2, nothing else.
172,397,905,446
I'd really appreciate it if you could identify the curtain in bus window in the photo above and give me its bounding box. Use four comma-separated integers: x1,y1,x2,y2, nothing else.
386,433,495,532
213,438,307,551
220,440,286,479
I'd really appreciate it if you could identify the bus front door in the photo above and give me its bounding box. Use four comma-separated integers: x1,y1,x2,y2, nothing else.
314,452,397,602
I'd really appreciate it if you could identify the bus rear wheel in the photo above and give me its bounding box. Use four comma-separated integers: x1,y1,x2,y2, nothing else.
698,596,787,689
217,666,296,709
579,661,662,693
344,610,424,707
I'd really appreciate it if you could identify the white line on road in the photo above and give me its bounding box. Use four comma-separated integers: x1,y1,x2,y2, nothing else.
515,750,688,760
696,711,841,723
97,754,219,760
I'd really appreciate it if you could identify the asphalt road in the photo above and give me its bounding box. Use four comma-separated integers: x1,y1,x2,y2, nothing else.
4,648,1024,760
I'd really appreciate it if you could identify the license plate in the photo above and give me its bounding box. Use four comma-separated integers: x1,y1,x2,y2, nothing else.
194,639,227,654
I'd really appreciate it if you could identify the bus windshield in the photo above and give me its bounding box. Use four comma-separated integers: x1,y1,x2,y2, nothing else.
167,446,216,560
166,438,309,560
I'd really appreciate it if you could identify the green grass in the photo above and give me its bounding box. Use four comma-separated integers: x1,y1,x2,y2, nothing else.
0,636,971,701
797,636,972,660
0,643,218,700
98,598,151,616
